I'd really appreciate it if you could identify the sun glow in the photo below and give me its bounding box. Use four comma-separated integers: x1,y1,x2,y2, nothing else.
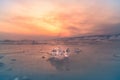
0,0,64,36
1,0,120,39
34,15,62,34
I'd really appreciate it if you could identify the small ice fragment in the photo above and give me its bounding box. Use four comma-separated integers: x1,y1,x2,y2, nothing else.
7,68,12,71
75,48,81,54
22,76,31,80
64,54,69,57
14,77,19,80
0,62,5,67
11,59,16,61
42,56,45,59
113,54,120,58
66,48,70,53
0,56,4,59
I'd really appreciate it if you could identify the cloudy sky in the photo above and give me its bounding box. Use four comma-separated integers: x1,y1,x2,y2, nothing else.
0,0,120,40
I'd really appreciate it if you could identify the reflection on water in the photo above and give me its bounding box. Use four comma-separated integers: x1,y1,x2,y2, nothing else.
0,41,120,80
48,57,70,71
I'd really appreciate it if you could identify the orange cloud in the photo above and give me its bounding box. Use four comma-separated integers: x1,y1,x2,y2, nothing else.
0,0,120,39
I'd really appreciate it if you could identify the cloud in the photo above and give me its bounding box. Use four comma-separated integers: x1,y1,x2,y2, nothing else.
66,26,80,36
0,0,120,39
93,23,120,35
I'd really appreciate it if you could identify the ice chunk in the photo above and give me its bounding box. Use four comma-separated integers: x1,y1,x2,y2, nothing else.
51,47,70,59
22,76,31,80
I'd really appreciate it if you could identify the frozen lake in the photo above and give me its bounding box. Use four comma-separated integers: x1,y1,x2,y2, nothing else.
0,40,120,80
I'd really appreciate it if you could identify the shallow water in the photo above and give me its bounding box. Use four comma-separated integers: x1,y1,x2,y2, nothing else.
0,41,120,80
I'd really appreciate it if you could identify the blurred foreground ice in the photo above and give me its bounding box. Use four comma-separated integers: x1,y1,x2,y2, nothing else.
0,39,120,80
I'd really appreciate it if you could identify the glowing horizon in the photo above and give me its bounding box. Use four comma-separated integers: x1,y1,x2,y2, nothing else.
0,0,120,40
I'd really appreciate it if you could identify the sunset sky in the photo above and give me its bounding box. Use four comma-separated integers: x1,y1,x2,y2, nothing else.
0,0,120,40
